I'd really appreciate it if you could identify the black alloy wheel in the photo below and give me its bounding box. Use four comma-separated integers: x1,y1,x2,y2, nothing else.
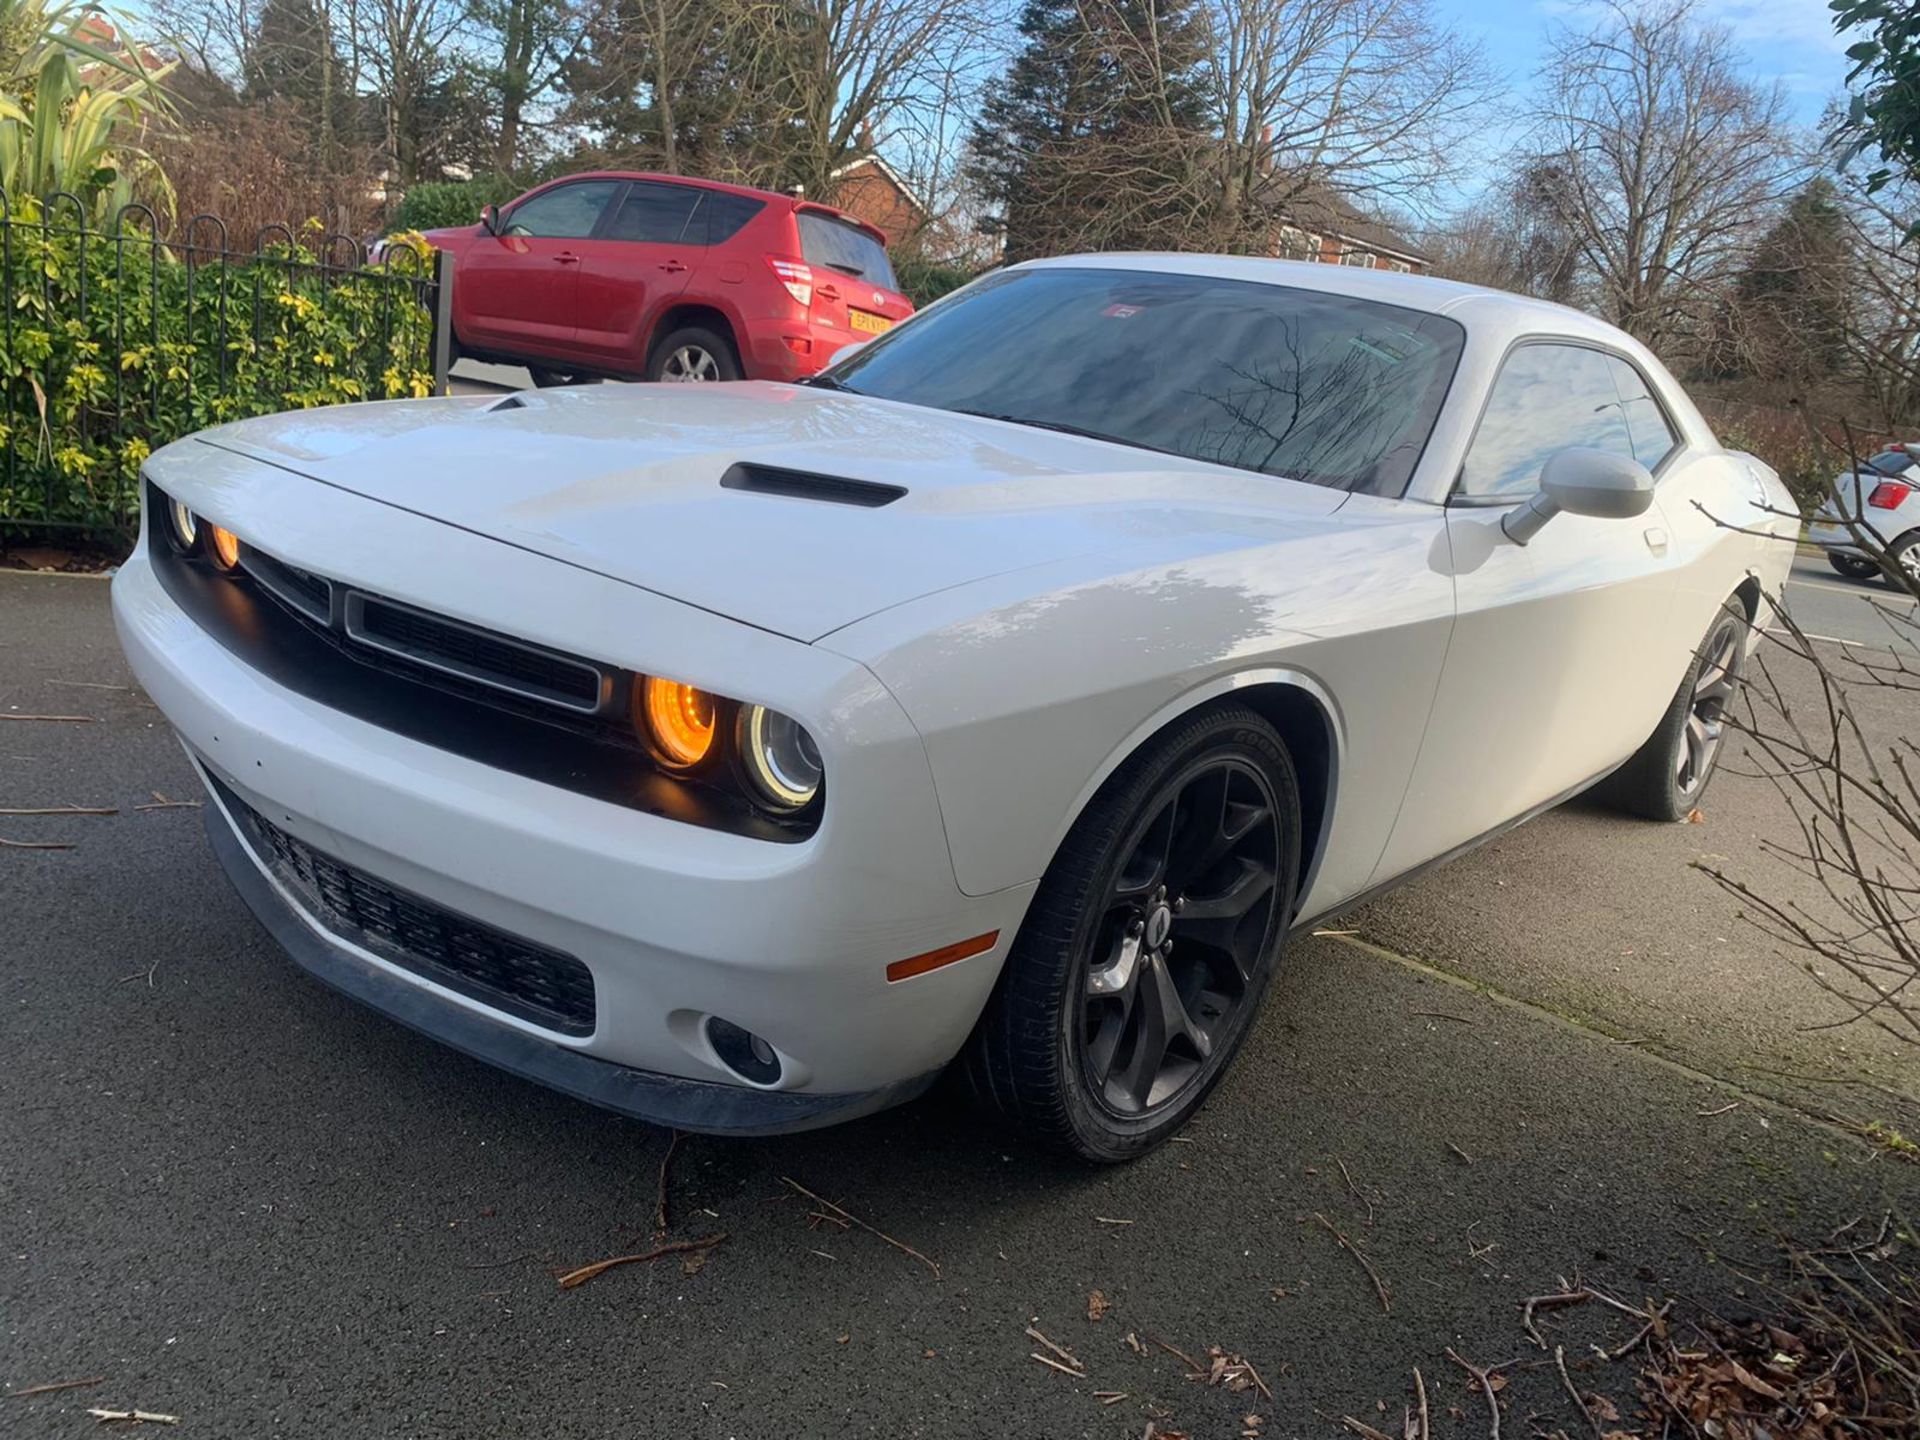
1078,757,1283,1117
961,703,1301,1161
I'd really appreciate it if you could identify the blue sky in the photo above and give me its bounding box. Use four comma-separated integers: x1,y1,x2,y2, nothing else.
1455,0,1856,131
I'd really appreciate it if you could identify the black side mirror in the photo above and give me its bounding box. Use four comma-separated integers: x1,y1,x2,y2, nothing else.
480,203,501,236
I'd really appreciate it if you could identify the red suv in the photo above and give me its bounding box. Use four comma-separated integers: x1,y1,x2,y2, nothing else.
423,172,915,387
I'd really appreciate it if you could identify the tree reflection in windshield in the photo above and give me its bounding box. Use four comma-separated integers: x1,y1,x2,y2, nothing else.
829,266,1465,497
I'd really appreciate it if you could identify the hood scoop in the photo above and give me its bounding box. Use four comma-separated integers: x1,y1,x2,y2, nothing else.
720,462,906,508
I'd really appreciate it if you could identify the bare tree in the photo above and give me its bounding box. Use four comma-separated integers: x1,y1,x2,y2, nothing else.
738,0,1010,198
1827,167,1920,434
1198,0,1491,236
1522,0,1801,353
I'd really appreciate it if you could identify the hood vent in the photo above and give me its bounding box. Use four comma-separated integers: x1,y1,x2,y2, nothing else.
721,463,905,508
485,393,531,413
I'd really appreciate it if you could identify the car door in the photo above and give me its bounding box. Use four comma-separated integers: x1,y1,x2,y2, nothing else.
455,179,622,359
569,180,705,370
1372,340,1683,881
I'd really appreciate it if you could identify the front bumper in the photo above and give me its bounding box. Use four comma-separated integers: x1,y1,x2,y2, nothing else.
202,788,936,1133
112,454,1033,1128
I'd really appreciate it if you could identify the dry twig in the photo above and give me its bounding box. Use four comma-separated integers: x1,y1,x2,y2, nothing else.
781,1176,939,1277
654,1129,682,1235
1029,1351,1083,1378
7,1376,104,1398
1314,1211,1391,1313
0,804,115,816
0,713,95,723
86,1409,178,1426
1336,1156,1375,1226
1026,1326,1083,1373
554,1232,726,1289
1553,1345,1603,1440
1413,1365,1430,1440
0,835,73,849
1444,1347,1502,1440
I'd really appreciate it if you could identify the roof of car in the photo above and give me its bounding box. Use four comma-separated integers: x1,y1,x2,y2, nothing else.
1016,252,1625,346
532,170,883,237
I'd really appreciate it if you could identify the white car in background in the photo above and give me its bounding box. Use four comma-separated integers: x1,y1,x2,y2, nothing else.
1808,444,1920,583
113,256,1796,1161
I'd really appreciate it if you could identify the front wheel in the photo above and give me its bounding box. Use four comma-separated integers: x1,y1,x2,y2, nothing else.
961,704,1300,1161
1599,601,1746,821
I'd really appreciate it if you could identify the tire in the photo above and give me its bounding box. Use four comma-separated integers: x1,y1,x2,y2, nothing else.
960,703,1301,1162
527,367,576,388
1827,551,1880,581
1599,600,1746,821
647,326,741,383
1885,532,1920,591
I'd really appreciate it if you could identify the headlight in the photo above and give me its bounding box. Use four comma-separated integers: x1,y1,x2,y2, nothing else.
164,497,198,551
639,676,717,769
205,523,241,571
737,703,823,810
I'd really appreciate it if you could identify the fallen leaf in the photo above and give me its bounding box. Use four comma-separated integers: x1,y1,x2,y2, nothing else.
1087,1288,1111,1322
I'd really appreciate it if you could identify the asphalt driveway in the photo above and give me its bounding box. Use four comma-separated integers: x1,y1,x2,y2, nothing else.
2,569,1913,1438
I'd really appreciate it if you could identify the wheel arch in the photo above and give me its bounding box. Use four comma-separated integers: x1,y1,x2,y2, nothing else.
646,302,744,371
1050,671,1343,918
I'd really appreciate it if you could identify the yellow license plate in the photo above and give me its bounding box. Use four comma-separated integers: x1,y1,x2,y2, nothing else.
849,310,893,335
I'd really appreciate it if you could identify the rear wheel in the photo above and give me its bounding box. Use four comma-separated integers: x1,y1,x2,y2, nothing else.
961,704,1300,1161
647,326,741,383
1827,551,1879,581
1599,601,1745,821
1886,532,1920,590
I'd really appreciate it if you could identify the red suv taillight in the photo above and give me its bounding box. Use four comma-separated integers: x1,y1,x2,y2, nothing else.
1869,480,1913,509
768,256,813,308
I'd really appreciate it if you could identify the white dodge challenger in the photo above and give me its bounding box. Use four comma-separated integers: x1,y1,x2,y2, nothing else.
113,255,1795,1159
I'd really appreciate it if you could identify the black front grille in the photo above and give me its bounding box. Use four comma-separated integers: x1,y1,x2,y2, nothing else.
242,547,332,624
351,595,604,710
223,785,597,1037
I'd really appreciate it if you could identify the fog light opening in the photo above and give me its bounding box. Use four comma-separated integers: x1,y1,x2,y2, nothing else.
705,1016,783,1086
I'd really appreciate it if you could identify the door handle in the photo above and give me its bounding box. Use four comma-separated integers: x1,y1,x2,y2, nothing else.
553,252,580,265
817,284,841,301
1644,526,1669,555
658,259,687,274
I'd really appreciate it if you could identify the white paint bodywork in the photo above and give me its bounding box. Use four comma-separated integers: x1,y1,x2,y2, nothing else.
113,254,1798,1112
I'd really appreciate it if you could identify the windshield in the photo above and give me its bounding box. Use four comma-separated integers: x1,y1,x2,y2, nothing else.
826,266,1464,495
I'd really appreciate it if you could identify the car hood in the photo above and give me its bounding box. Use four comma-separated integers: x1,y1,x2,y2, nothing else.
193,382,1346,642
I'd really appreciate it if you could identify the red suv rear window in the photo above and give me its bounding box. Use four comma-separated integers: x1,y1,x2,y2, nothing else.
797,213,898,292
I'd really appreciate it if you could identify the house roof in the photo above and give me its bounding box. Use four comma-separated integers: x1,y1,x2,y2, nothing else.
1256,180,1430,265
829,154,931,218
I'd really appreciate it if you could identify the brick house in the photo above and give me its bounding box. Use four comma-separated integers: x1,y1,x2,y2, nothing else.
1260,181,1430,274
828,153,934,248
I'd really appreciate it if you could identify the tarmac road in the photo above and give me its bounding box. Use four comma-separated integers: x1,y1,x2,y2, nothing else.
2,570,1913,1439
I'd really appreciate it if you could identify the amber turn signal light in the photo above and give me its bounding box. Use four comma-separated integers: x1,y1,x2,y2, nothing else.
885,931,1000,984
639,676,717,768
205,523,241,570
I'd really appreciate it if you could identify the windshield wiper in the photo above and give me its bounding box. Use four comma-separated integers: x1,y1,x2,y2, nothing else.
952,408,1185,460
797,374,856,392
825,261,865,277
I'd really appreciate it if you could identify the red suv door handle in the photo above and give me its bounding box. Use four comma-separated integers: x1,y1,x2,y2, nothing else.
553,252,580,265
817,284,841,301
659,259,688,274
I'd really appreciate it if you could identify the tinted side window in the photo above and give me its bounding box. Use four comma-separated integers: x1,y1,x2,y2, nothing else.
606,182,704,244
504,181,620,239
1605,355,1679,468
797,213,899,290
1459,344,1635,500
706,193,766,244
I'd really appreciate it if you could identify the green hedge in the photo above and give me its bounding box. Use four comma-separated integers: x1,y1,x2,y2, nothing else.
389,176,527,234
0,201,437,535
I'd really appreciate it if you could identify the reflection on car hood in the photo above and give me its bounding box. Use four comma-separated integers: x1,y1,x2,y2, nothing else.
193,381,1346,642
